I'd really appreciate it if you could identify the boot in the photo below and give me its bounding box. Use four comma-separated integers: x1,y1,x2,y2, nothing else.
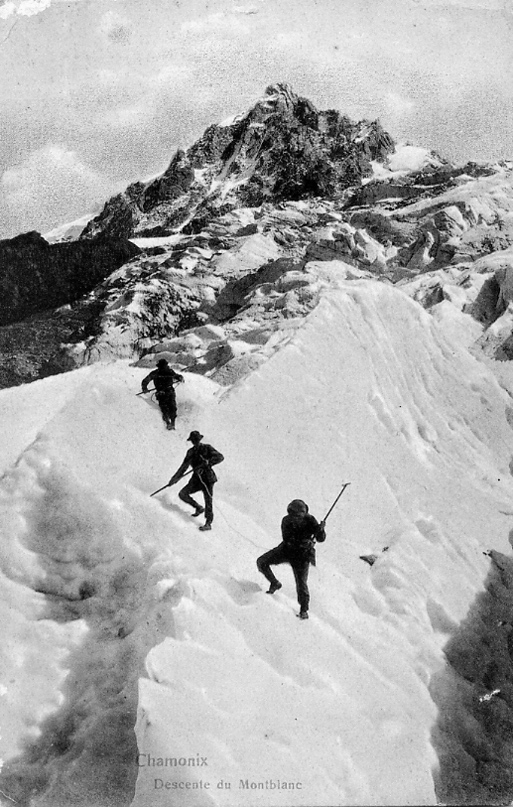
192,506,205,518
199,522,212,531
266,582,282,594
298,609,309,620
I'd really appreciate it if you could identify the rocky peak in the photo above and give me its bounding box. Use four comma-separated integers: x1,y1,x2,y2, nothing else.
264,81,297,102
80,85,396,241
248,82,317,127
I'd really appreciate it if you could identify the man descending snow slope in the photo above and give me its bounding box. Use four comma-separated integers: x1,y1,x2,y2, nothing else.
257,499,326,619
141,359,184,430
168,430,224,530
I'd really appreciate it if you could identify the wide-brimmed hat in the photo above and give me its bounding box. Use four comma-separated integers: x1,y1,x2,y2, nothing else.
187,430,204,441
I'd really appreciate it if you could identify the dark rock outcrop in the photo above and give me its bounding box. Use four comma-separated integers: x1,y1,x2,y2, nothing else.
0,301,103,388
0,231,140,326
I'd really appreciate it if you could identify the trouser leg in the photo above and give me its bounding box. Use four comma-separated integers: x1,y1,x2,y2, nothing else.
257,544,289,586
201,480,214,524
291,559,310,611
158,393,176,425
167,396,177,425
178,478,201,512
157,394,167,422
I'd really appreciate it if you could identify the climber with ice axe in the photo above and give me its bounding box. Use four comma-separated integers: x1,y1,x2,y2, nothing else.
140,358,184,431
150,431,224,532
257,483,350,620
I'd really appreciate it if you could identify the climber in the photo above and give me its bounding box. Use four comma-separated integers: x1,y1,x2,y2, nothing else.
167,431,224,531
141,358,184,430
257,499,326,620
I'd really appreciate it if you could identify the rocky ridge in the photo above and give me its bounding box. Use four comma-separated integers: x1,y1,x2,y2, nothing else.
3,84,513,387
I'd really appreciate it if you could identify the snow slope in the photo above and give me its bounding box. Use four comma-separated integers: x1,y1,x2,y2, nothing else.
2,277,513,806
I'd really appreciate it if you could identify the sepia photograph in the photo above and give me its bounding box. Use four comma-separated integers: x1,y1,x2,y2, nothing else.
1,0,513,805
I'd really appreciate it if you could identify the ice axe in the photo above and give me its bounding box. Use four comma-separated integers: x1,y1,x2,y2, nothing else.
137,378,182,397
150,469,193,497
321,482,351,523
150,483,170,497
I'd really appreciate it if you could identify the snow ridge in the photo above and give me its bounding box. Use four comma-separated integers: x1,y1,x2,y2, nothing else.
2,281,513,804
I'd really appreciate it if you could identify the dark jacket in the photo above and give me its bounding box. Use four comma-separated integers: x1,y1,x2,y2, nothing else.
142,366,183,395
281,514,326,564
170,443,224,486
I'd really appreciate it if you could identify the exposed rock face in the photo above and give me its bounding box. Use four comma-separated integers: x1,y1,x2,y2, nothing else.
0,231,140,325
0,300,103,388
80,83,395,241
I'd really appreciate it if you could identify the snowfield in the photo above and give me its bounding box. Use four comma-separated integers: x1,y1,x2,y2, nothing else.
2,278,513,806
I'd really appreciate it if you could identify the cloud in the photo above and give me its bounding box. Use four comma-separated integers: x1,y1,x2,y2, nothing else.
410,0,509,7
92,61,193,130
384,91,415,119
233,4,259,13
180,11,250,36
98,10,133,44
0,0,80,18
0,144,115,236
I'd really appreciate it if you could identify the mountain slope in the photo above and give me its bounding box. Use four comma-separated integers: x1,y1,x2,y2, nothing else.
1,278,513,805
3,86,513,394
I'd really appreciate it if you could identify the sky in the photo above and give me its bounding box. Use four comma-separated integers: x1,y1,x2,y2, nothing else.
1,0,513,238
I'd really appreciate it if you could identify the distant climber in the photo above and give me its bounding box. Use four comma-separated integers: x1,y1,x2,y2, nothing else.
257,499,326,620
141,359,184,430
168,431,224,531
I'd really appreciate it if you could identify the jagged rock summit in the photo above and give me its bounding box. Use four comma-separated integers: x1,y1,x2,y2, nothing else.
80,83,395,241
